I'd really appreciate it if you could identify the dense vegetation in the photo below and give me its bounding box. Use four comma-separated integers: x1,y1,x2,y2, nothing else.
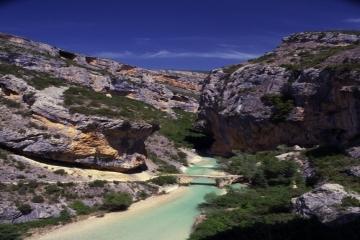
149,176,177,186
190,148,360,240
101,192,133,211
305,147,360,192
221,151,300,187
70,200,93,215
189,152,307,240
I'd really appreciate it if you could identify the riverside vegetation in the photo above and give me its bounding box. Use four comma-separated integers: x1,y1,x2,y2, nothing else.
190,149,360,240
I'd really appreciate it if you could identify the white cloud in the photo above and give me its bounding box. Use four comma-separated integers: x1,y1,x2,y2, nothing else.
97,50,258,60
345,18,360,23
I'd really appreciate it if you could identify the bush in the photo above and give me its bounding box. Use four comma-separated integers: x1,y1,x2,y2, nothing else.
31,195,44,203
88,180,106,188
261,94,294,122
102,192,133,211
17,204,32,215
342,196,360,208
149,176,177,186
138,191,148,200
45,185,62,195
305,147,360,192
0,224,21,240
252,171,268,187
157,164,179,174
70,200,92,215
53,169,67,176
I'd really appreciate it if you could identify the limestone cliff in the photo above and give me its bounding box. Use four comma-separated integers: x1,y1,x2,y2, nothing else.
0,32,205,172
197,31,360,155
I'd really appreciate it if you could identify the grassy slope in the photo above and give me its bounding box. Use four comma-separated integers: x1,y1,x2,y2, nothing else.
63,86,201,148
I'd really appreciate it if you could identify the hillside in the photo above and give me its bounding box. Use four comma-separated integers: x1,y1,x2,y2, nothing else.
0,32,206,172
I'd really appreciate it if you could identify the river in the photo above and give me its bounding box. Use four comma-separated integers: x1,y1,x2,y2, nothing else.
36,156,225,240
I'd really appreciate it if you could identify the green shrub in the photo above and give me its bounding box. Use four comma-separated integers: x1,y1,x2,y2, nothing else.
31,195,44,203
102,192,133,211
177,151,188,164
0,224,21,240
223,64,243,74
252,171,268,187
249,53,277,64
70,200,92,215
138,191,148,200
342,196,360,208
53,169,67,176
157,164,179,174
45,185,62,195
88,180,106,188
149,176,177,186
17,204,32,215
305,147,360,192
261,94,294,122
28,74,65,90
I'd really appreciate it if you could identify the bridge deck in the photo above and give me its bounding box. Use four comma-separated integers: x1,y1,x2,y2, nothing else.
162,174,243,179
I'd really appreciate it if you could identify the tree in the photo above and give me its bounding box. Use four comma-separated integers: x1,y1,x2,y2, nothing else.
102,192,132,211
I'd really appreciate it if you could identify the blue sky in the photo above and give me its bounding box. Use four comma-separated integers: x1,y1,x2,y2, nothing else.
0,0,359,70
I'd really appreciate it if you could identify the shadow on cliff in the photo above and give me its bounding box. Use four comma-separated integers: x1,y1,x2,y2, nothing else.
184,129,215,154
201,217,360,240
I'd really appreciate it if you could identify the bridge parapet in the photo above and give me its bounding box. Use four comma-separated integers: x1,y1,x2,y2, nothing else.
163,174,244,188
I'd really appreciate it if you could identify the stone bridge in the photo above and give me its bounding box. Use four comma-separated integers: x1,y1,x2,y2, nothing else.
163,174,244,188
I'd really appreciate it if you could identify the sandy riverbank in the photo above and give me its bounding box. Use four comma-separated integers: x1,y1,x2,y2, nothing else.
27,186,189,240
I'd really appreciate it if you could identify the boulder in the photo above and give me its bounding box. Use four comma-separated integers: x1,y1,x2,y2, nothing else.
292,183,360,224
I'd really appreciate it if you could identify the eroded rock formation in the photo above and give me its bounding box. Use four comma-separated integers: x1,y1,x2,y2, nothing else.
197,31,360,155
0,32,205,172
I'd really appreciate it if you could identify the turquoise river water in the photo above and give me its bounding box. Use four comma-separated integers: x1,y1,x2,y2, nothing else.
37,157,225,240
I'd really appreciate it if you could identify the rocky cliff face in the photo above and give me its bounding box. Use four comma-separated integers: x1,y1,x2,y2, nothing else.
198,31,360,155
0,33,205,172
0,32,206,113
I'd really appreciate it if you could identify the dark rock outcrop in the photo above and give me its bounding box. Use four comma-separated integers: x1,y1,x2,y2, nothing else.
197,31,360,155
